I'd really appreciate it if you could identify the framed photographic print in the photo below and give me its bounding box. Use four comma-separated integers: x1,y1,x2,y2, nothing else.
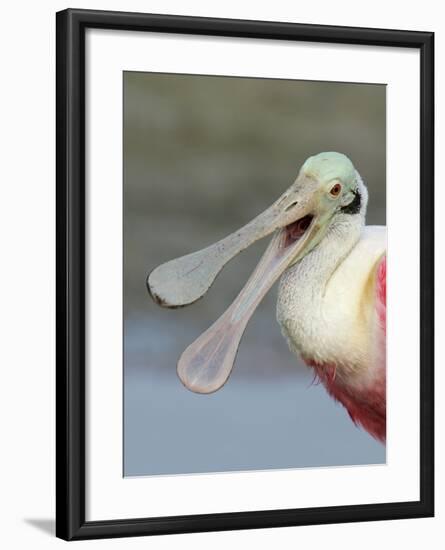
56,8,434,540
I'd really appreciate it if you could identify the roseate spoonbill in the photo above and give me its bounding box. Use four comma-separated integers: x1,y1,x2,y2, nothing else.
147,152,386,442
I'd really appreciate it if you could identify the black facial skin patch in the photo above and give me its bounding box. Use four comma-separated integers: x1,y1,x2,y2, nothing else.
341,189,361,215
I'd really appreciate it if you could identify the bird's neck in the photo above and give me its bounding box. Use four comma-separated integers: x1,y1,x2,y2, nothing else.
276,216,363,362
279,216,363,305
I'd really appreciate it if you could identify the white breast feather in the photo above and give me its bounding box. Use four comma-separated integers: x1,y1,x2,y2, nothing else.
277,226,386,385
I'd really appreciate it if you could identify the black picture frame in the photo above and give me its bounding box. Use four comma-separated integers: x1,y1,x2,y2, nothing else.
56,8,434,541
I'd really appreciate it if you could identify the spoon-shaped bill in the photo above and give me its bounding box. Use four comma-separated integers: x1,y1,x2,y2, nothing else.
177,221,318,393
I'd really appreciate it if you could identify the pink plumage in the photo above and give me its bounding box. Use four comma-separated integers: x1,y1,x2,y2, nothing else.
376,255,386,327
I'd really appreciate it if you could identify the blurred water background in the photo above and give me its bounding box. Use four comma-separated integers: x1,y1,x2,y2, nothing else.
123,71,386,476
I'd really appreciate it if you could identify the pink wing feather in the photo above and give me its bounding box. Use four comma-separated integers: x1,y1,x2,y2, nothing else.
376,254,386,330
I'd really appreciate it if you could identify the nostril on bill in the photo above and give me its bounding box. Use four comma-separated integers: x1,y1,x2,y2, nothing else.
285,201,298,212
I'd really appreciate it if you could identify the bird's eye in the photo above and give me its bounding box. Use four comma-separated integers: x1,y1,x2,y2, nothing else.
330,183,342,197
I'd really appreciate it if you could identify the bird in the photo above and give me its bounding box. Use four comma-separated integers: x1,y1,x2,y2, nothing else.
147,152,386,442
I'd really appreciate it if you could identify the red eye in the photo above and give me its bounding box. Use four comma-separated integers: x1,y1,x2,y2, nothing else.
330,183,342,197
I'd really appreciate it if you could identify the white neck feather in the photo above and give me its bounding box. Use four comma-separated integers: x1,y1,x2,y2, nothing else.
277,214,363,329
276,174,368,372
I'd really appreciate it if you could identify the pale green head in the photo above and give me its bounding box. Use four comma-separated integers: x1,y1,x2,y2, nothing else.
301,151,356,187
297,151,367,224
282,151,368,265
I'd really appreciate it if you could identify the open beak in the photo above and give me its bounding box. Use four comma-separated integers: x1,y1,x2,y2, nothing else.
147,174,327,393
